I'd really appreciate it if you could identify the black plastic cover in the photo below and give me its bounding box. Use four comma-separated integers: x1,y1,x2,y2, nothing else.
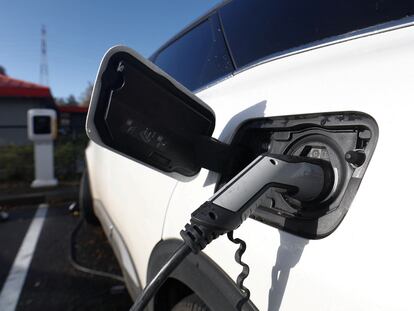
87,46,216,178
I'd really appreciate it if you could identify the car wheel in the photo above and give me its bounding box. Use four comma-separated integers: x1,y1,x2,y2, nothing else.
171,294,210,311
79,169,99,225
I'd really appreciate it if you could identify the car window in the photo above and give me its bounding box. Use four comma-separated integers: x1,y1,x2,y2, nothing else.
153,13,234,91
220,0,414,68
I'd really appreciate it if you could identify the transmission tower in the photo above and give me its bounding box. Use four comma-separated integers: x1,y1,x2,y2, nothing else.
39,25,49,86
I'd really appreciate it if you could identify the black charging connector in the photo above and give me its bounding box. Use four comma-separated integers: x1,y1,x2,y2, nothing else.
181,154,334,254
129,154,334,311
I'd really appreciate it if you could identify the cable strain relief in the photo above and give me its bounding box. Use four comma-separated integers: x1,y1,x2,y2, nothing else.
180,223,216,254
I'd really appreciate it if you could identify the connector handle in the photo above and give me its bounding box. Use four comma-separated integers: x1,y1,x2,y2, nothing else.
181,154,334,253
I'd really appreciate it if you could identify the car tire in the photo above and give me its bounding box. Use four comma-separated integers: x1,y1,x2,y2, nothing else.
171,294,210,311
79,169,99,225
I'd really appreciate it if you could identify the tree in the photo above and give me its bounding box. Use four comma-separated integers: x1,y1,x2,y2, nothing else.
54,94,79,106
66,95,78,105
54,82,92,106
79,82,93,107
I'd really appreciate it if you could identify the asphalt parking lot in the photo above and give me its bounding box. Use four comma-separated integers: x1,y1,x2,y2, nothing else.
0,202,132,310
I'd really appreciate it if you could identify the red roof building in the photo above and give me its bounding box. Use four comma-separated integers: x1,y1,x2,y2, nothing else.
0,72,56,145
0,74,52,98
57,105,88,114
58,105,88,138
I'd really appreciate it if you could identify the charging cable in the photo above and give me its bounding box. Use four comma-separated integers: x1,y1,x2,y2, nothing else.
69,217,125,283
130,153,334,311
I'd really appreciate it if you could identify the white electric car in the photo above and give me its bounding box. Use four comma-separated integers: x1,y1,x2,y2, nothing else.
82,0,414,310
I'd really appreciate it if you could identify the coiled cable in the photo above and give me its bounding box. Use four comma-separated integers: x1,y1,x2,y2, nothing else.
227,231,250,311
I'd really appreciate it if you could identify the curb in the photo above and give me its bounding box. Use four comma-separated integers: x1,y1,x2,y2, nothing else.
0,187,78,206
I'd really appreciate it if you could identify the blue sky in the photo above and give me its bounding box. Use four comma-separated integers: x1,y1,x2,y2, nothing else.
0,0,222,100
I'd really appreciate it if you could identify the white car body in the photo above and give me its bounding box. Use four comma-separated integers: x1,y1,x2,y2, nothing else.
86,10,414,311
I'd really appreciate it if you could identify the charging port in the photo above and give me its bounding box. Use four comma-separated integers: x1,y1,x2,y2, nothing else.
218,112,378,239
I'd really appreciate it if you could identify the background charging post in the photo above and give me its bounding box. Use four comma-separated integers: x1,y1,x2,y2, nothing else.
27,109,58,188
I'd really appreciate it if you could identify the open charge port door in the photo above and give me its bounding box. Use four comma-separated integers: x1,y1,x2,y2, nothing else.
218,112,378,239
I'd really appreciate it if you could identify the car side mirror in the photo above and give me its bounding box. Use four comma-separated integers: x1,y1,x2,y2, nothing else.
86,46,216,180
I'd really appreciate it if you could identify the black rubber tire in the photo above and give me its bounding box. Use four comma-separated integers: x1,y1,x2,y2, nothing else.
171,294,210,311
79,169,99,225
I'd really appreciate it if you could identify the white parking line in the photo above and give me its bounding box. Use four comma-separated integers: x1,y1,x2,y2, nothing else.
0,204,48,311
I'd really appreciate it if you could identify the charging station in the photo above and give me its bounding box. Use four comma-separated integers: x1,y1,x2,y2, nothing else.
27,109,58,188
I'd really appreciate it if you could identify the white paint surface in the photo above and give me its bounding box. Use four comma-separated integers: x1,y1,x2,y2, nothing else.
31,143,58,188
87,22,414,310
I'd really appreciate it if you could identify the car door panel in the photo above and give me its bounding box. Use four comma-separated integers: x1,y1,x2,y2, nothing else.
163,25,414,310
